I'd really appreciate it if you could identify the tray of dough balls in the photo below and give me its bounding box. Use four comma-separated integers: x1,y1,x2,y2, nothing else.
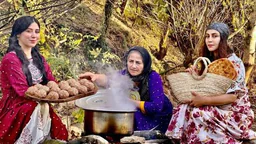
25,78,98,103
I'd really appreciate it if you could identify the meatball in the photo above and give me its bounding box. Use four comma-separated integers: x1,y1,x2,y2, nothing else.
76,85,88,94
35,89,47,98
59,81,69,86
59,81,71,91
67,87,79,96
47,81,58,88
46,91,59,100
67,78,77,85
58,90,69,99
41,85,50,93
79,79,95,90
50,86,61,92
26,86,38,96
35,84,44,89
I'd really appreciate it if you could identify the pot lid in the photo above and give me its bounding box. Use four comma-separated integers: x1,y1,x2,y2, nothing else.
75,89,136,112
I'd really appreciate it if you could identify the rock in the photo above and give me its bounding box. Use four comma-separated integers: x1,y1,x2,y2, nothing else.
80,135,109,144
243,139,256,144
43,139,66,144
120,136,145,144
133,130,168,140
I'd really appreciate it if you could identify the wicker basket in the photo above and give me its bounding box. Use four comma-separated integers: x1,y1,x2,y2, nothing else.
167,57,234,103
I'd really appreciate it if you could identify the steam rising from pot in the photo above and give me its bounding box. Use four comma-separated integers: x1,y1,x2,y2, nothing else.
104,68,136,110
76,63,137,111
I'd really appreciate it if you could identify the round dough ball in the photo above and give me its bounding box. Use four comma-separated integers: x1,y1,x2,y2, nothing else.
58,90,69,99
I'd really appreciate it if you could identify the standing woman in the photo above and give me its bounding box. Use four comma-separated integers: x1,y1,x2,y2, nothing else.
79,46,173,133
165,22,256,143
0,16,68,143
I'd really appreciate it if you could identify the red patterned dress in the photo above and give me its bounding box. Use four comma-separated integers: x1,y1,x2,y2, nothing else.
0,52,68,143
165,53,256,144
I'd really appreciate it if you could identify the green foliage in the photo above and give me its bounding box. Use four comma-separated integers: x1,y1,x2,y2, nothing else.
122,1,147,26
46,54,74,81
89,48,121,64
152,0,169,22
72,108,84,123
0,33,9,58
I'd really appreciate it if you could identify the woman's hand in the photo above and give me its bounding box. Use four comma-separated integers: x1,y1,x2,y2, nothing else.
185,65,197,74
189,92,237,107
130,99,140,108
79,72,107,87
79,72,97,81
189,91,209,107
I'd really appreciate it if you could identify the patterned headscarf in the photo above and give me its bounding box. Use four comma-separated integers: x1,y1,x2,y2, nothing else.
206,22,230,40
125,46,152,101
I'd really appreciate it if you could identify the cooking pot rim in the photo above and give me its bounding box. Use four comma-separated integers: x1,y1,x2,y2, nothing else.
75,100,137,112
75,89,137,113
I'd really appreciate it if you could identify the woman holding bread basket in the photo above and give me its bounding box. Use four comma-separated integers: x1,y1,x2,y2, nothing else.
0,16,68,143
166,22,256,143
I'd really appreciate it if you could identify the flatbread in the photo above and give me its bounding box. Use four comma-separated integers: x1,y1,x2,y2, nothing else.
208,58,237,80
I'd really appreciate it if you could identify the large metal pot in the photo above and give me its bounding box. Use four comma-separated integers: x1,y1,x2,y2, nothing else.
75,89,136,136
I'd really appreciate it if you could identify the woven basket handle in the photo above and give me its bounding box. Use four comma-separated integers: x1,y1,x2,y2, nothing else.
191,57,211,80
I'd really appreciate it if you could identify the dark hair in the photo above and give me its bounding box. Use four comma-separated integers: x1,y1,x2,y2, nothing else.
7,16,48,86
124,46,152,101
199,37,232,61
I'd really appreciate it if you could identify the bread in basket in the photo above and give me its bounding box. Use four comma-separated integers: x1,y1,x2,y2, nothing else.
167,57,235,103
208,58,237,80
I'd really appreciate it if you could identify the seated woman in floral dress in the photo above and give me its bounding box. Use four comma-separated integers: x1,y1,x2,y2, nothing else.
165,22,256,143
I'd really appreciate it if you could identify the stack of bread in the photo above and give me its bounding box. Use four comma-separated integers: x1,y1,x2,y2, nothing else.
208,58,237,80
26,78,95,100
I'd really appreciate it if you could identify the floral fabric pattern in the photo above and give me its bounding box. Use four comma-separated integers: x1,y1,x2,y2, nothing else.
165,53,256,144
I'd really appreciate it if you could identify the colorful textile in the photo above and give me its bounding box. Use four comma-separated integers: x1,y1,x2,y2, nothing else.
165,53,256,144
0,52,68,143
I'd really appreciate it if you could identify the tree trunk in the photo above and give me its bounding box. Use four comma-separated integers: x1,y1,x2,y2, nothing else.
245,24,256,84
153,23,169,60
120,0,128,15
243,5,256,84
98,0,113,52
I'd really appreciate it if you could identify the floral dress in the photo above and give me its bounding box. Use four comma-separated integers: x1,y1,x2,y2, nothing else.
165,53,256,144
